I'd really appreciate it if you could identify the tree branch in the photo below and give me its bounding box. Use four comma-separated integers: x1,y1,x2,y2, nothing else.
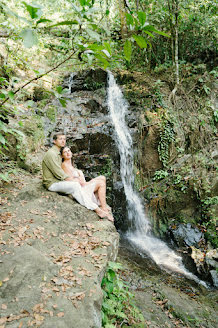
0,49,78,107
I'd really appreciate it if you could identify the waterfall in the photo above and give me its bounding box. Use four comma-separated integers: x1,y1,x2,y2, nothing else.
107,72,207,286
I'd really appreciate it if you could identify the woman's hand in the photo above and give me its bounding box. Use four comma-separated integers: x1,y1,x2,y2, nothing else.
78,170,86,185
78,177,86,186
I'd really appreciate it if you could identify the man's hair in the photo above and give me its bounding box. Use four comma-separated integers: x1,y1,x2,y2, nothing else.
53,132,65,140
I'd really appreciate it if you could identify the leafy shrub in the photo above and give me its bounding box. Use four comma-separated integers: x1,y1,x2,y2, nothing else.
101,262,144,327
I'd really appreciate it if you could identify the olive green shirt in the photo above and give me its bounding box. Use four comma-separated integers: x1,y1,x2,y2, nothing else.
42,145,69,189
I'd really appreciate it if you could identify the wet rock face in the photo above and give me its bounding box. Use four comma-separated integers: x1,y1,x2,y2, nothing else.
169,223,204,248
65,69,107,93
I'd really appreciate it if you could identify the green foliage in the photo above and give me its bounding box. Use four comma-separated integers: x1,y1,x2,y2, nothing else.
158,120,175,167
0,118,25,154
0,156,20,184
172,174,187,193
101,262,144,327
213,110,218,123
122,9,169,63
46,105,57,122
100,158,112,178
124,40,132,62
201,196,218,207
153,169,169,181
201,196,218,248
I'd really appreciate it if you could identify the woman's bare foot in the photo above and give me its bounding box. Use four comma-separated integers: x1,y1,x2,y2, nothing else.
95,207,109,218
95,207,114,222
100,204,112,214
106,213,114,222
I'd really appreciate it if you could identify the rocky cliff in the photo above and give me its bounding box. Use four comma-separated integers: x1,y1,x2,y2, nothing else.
0,172,119,327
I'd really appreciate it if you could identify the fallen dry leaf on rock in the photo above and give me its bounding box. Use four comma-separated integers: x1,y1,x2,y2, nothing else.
0,318,6,325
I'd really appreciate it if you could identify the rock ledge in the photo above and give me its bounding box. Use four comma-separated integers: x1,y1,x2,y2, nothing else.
0,175,119,328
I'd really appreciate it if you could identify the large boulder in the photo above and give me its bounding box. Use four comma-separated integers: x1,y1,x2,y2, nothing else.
0,175,119,327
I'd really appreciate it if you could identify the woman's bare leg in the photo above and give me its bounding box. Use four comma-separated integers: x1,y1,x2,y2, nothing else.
85,176,114,221
94,179,107,212
85,176,108,211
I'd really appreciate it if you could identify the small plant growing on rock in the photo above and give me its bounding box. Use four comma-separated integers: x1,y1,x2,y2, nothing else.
101,262,144,327
153,169,169,181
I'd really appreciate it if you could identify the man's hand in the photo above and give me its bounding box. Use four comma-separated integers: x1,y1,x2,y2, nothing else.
65,176,85,186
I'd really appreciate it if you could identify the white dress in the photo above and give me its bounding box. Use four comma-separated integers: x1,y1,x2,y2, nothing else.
71,169,100,211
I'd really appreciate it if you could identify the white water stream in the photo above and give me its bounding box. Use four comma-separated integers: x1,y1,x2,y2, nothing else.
107,72,206,286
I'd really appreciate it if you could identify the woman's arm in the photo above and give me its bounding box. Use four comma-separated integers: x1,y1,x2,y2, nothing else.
78,170,86,184
62,163,85,185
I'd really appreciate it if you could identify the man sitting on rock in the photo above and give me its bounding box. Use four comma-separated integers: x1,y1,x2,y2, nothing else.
42,132,113,221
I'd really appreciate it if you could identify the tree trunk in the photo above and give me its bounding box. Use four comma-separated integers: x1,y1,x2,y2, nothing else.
118,0,127,39
167,0,175,64
174,0,179,85
136,0,139,11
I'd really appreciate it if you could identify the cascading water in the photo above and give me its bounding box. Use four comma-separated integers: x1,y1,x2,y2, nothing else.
107,71,206,286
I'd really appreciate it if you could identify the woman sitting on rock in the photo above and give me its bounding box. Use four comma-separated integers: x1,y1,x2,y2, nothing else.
60,146,114,222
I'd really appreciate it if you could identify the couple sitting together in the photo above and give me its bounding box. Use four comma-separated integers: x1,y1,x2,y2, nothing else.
42,132,114,222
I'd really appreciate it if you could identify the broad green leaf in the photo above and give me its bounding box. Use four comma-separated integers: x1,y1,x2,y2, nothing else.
105,281,114,294
103,42,111,55
86,28,101,42
125,13,134,26
105,9,109,16
133,35,147,48
21,28,38,48
101,49,110,58
124,39,132,62
0,134,6,145
137,11,146,26
22,1,42,19
107,269,116,282
144,25,170,37
88,44,103,51
59,99,67,107
8,91,14,100
95,54,109,68
144,31,154,38
0,93,6,99
80,0,86,6
56,86,63,94
36,18,52,25
48,20,79,28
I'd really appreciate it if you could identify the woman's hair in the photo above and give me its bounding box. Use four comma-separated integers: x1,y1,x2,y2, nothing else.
60,146,74,165
60,146,66,156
